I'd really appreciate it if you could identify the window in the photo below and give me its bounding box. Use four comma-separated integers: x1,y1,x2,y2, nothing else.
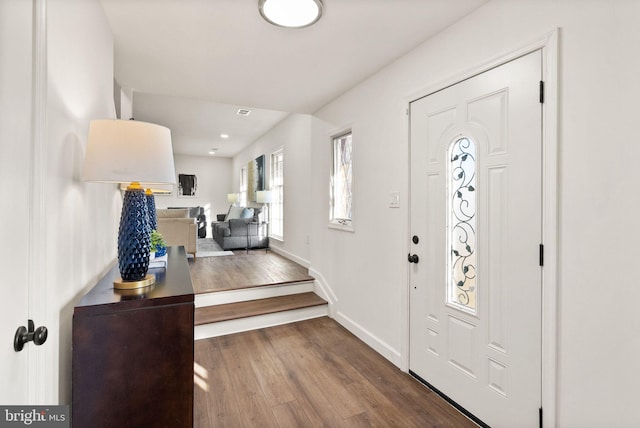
239,166,247,207
270,148,284,240
330,130,353,229
447,137,477,313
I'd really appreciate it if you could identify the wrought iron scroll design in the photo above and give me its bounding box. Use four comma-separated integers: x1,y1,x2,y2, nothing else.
449,137,477,311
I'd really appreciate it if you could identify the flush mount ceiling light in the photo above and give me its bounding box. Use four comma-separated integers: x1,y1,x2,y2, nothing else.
259,0,324,29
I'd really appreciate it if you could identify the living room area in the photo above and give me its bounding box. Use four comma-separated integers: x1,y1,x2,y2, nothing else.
140,94,314,268
144,103,324,339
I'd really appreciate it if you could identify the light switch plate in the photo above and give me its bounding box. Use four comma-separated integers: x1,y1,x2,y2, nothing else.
389,191,400,208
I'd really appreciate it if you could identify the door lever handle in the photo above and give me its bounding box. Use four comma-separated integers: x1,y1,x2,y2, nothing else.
407,254,419,264
14,319,48,352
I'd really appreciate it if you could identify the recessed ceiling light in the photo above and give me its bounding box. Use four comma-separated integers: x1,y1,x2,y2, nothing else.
220,133,229,139
259,0,324,29
209,148,218,155
236,108,251,116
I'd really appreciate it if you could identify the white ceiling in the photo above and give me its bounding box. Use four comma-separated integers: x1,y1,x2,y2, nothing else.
132,93,289,158
100,0,488,157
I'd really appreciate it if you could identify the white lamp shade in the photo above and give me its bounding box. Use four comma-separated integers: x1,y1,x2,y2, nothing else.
227,193,239,203
83,120,176,185
256,190,274,203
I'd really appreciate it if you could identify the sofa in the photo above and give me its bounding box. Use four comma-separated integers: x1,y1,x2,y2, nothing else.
167,206,207,238
156,209,198,259
212,206,269,251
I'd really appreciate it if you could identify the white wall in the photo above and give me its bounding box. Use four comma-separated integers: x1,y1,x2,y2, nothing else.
45,0,120,403
0,0,37,404
114,79,133,120
155,154,232,237
232,114,312,264
308,0,640,427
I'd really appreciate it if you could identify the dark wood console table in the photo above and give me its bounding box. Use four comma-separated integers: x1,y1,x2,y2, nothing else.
72,246,194,428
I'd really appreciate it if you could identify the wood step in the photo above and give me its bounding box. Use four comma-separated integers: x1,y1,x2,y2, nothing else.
194,292,327,325
195,280,315,308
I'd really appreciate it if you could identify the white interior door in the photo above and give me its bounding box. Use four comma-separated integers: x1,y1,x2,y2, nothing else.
0,0,36,403
409,51,542,427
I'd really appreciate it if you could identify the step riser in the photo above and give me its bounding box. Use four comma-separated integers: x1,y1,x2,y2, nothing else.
195,281,315,307
194,305,328,340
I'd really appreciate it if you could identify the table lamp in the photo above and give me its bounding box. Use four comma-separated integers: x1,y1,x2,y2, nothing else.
84,120,176,290
227,193,239,206
256,190,273,223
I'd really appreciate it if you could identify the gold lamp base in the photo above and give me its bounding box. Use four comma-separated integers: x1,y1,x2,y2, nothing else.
113,274,155,290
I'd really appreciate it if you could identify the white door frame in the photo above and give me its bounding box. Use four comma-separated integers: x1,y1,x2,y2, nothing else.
403,29,559,428
30,0,50,404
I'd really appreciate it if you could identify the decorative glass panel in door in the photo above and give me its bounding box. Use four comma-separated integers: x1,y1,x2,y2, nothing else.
448,137,477,313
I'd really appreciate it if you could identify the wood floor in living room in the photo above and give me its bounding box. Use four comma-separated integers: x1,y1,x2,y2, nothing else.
193,317,476,427
188,250,314,293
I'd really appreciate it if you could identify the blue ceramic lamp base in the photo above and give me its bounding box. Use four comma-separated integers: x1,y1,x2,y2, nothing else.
114,182,155,290
146,189,157,232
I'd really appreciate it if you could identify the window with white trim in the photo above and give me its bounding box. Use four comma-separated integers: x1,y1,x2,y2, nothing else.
239,166,247,207
330,130,353,229
270,148,284,240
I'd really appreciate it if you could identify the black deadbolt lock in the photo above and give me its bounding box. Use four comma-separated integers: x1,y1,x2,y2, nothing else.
412,235,419,244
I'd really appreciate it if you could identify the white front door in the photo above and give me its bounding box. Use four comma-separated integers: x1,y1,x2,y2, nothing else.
409,51,542,427
0,0,38,403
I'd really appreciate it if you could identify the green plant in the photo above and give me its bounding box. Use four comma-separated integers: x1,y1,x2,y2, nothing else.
150,230,166,252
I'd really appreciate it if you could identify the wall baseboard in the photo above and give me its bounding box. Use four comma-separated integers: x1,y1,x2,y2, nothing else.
335,311,402,368
269,248,401,369
270,245,310,268
308,267,337,309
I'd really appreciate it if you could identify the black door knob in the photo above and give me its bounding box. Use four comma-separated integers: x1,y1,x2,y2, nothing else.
407,254,419,264
33,326,48,346
14,320,48,352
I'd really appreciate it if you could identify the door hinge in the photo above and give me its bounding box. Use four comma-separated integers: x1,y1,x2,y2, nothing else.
539,81,545,103
539,244,544,267
539,407,543,428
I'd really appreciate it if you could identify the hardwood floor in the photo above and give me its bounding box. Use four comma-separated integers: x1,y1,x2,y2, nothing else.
190,252,475,426
194,317,476,428
189,251,314,294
